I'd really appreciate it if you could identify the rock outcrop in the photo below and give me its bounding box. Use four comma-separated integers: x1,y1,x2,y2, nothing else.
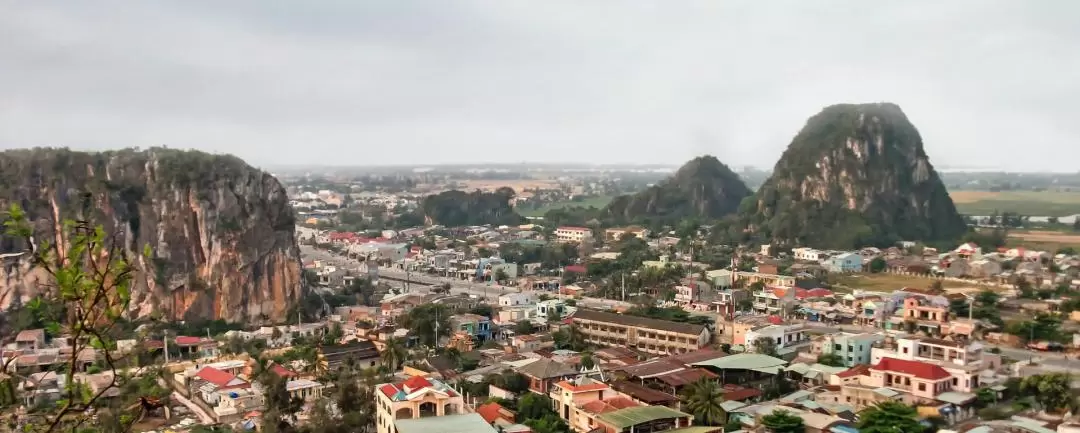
0,148,301,323
742,103,966,248
604,155,751,224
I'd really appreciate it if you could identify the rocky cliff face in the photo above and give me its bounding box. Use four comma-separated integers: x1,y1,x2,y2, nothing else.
743,103,967,248
0,148,301,323
604,155,751,224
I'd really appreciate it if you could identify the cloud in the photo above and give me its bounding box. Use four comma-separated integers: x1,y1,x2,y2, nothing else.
1,0,1077,170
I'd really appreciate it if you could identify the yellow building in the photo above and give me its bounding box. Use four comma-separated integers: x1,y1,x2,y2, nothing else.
571,309,710,355
375,376,464,433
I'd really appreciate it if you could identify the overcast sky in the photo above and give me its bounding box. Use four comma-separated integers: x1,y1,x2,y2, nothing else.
2,1,1078,171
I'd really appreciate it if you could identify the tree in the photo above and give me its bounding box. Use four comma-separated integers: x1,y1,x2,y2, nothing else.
1074,218,1080,231
754,336,778,357
381,337,408,372
929,279,944,293
402,304,451,347
975,290,1000,307
494,268,509,283
553,325,589,351
949,298,970,319
579,353,595,369
2,204,144,433
816,353,845,367
514,320,536,335
761,410,804,433
682,379,727,426
868,257,886,273
856,401,922,433
1021,373,1073,413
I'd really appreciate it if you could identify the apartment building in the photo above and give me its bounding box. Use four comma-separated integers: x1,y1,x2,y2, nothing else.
375,376,464,433
571,310,710,356
555,226,592,243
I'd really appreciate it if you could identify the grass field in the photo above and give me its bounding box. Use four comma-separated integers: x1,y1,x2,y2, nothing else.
519,195,617,217
1005,229,1080,252
950,190,1080,217
831,273,985,294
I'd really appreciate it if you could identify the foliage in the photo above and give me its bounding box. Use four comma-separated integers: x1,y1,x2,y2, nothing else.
816,353,845,367
1005,314,1063,342
2,204,148,432
381,337,409,372
514,320,536,335
419,188,524,227
754,337,779,357
400,304,451,347
742,103,967,248
552,325,589,352
681,379,727,426
603,155,751,225
1021,374,1074,412
855,401,923,433
517,394,571,433
761,409,805,433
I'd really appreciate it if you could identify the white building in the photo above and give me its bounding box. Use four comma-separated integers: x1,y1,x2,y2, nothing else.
554,226,592,243
869,336,994,393
793,248,827,262
499,293,537,307
536,300,566,320
745,324,811,353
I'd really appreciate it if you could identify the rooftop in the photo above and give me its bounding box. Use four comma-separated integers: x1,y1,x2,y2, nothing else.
596,406,691,430
872,358,951,380
572,309,707,336
690,353,786,372
394,413,497,433
516,358,578,379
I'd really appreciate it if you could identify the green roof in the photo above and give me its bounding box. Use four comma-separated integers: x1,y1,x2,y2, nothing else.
395,414,498,433
691,353,787,371
596,406,691,429
659,427,724,433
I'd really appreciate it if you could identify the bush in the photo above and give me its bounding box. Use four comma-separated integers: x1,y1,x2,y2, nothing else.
978,407,1009,420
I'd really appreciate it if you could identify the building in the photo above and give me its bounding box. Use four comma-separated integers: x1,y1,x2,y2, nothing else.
870,357,954,400
555,226,592,243
499,292,537,307
734,271,795,288
449,314,492,342
393,413,498,433
190,367,251,407
816,332,885,367
793,248,827,262
870,336,991,393
517,358,580,394
571,310,710,356
744,324,811,354
705,269,734,290
604,226,650,242
593,406,693,433
537,299,567,321
826,253,863,273
321,340,381,370
550,377,638,432
15,329,46,351
888,296,951,335
375,376,465,433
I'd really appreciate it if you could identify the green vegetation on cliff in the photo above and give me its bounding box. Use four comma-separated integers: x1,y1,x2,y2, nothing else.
419,187,524,227
741,103,967,248
603,155,751,225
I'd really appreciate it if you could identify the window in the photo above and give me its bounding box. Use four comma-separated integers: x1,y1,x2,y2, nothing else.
902,347,909,354
918,383,926,391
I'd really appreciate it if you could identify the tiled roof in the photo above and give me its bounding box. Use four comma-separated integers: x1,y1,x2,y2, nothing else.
721,386,763,402
195,367,248,389
378,376,458,402
556,380,609,393
270,364,298,378
15,329,44,342
579,397,639,415
174,336,203,346
872,357,951,380
653,368,718,387
611,381,678,404
572,309,706,336
836,364,872,378
476,402,515,424
517,358,578,379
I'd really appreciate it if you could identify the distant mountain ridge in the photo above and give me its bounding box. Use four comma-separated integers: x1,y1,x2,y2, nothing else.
603,155,752,224
739,102,967,248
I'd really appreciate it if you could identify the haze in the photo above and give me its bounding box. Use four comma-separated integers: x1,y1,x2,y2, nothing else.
1,1,1078,171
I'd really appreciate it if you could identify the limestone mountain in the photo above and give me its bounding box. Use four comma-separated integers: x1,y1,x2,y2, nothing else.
742,103,967,248
0,148,302,322
604,155,752,224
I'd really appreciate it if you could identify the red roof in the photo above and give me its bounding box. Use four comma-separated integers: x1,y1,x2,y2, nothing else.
270,364,298,378
379,384,398,398
872,358,951,380
836,364,872,378
556,380,609,393
580,397,639,415
175,336,202,346
476,402,515,424
195,367,248,389
766,315,784,325
402,376,433,392
564,265,587,274
721,386,763,401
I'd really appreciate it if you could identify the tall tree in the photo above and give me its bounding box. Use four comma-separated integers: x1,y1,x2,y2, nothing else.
681,379,727,426
380,337,408,372
761,410,805,433
1021,373,1074,413
754,336,779,357
856,401,922,433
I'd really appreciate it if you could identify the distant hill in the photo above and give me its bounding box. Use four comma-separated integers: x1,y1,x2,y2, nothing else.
739,103,967,248
603,155,752,225
420,188,524,227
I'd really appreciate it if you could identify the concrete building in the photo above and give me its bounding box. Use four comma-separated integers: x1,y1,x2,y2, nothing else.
555,226,592,243
826,253,863,273
375,376,465,433
571,310,710,356
499,292,537,307
816,332,885,367
745,324,811,354
604,226,650,242
449,313,492,342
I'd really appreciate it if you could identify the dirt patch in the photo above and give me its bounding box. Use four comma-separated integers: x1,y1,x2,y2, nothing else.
455,180,562,194
950,191,1001,203
1009,230,1080,244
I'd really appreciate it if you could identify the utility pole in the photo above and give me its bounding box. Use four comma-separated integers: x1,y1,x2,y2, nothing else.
163,330,170,364
434,307,440,349
621,273,626,302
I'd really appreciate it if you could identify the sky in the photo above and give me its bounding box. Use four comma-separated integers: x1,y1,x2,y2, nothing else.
1,1,1078,171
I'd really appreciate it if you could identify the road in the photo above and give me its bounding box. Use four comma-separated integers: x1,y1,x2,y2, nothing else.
170,390,214,424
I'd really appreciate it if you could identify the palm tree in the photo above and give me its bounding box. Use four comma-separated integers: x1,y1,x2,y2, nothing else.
381,337,408,372
856,401,921,433
682,379,727,426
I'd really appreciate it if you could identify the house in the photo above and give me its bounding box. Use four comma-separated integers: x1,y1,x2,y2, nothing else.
536,300,567,321
320,340,381,370
815,332,885,367
191,367,251,406
517,358,580,394
870,336,991,393
550,377,637,432
705,269,734,289
449,314,492,342
393,413,498,433
555,227,592,243
571,309,711,356
744,324,812,355
953,243,981,258
793,248,828,262
869,358,954,400
375,376,465,433
604,226,650,242
968,259,1002,279
475,401,517,427
826,253,862,273
15,329,46,351
499,292,537,307
592,406,693,433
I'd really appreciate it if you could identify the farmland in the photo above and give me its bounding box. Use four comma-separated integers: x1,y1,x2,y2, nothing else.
1005,229,1080,252
518,195,617,217
949,190,1080,217
830,273,982,293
